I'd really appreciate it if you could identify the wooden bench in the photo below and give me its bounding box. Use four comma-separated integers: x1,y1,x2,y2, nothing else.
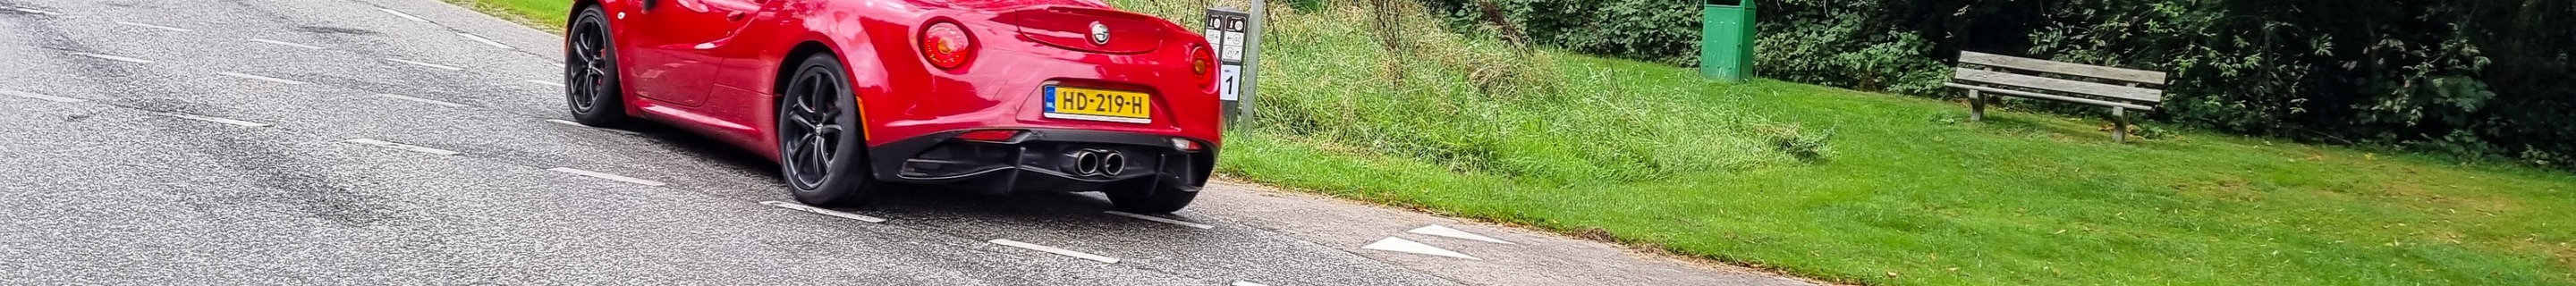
1945,51,2169,142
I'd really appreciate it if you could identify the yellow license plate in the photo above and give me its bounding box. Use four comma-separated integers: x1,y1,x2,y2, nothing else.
1043,86,1153,123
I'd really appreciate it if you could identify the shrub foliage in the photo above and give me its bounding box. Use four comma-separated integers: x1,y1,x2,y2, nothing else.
1418,0,2576,168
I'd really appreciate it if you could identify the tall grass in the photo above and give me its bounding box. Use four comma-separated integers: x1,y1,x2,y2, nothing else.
1126,1,1796,182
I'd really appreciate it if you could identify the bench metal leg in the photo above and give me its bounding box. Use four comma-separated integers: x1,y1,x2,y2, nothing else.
2110,107,2129,143
1968,89,1985,122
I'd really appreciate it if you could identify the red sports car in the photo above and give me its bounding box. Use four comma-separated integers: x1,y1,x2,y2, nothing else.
559,0,1222,213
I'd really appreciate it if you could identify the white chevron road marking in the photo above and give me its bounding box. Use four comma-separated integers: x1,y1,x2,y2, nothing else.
1409,224,1514,245
1361,237,1479,260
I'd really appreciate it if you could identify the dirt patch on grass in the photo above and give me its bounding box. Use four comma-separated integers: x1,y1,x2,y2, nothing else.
2375,178,2525,215
2171,177,2263,202
2550,243,2576,271
2505,240,2576,272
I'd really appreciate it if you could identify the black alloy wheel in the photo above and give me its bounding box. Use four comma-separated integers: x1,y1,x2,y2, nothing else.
778,53,880,206
564,5,630,126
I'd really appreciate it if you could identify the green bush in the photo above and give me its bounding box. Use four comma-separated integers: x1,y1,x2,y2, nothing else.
1412,0,2576,170
2021,0,2572,168
1417,0,1702,65
1754,4,1948,96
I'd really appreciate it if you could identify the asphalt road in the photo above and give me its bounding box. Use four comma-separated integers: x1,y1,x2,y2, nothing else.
0,0,1818,285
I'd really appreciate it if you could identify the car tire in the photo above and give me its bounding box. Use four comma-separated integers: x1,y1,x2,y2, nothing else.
777,53,881,207
564,5,631,126
1106,180,1198,214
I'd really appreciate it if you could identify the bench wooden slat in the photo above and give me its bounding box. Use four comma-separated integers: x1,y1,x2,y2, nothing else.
1951,68,2165,102
1959,52,2167,85
1945,83,2157,111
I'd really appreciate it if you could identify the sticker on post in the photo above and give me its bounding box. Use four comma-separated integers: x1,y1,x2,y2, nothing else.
1219,65,1242,101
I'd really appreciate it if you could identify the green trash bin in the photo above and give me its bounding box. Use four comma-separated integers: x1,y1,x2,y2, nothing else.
1700,0,1756,82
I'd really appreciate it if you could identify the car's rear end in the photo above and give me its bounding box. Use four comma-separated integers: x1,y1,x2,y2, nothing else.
858,2,1221,206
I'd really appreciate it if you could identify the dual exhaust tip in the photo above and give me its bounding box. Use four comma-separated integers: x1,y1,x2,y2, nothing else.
1072,149,1126,176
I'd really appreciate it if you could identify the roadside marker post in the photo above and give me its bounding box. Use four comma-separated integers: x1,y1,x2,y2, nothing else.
1206,1,1264,125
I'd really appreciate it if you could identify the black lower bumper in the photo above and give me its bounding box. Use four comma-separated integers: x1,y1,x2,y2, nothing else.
868,129,1215,193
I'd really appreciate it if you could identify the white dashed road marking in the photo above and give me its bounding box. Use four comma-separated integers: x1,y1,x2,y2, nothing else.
547,167,665,186
217,72,308,85
457,33,514,49
988,239,1120,264
340,139,463,156
9,7,61,15
758,201,889,223
2,89,84,103
72,53,153,63
250,38,327,50
375,94,469,107
1104,211,1215,229
1409,224,1514,244
158,113,270,127
378,8,428,22
114,21,192,32
545,119,642,135
1361,237,1479,260
386,58,464,71
524,80,566,88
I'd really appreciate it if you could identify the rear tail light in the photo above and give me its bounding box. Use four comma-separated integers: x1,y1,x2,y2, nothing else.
919,21,977,70
1189,44,1216,88
957,130,1022,142
1171,138,1202,151
1189,44,1215,75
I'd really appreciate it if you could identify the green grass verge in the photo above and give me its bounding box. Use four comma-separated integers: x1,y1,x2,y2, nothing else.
1115,2,2576,285
462,1,2576,285
439,0,570,30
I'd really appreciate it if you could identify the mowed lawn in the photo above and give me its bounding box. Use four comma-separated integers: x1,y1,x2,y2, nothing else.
461,1,2576,285
1219,76,2576,285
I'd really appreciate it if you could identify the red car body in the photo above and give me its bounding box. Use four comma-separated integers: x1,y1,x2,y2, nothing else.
570,0,1222,207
